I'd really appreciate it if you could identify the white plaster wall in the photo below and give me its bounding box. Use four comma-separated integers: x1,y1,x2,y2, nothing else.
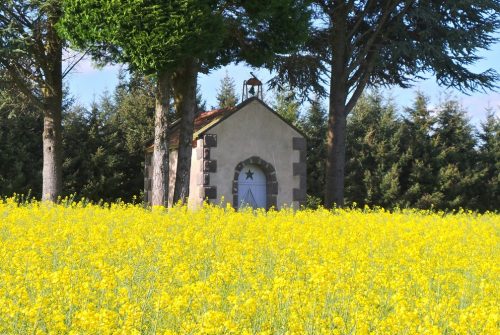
167,150,177,207
188,139,203,209
168,147,202,208
207,99,303,209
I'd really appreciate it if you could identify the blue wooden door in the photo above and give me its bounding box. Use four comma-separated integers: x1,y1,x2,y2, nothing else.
238,164,266,209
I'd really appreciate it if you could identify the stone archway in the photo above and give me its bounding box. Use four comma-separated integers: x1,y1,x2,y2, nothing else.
233,156,278,210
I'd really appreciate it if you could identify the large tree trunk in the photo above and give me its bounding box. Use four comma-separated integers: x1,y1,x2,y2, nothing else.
151,71,171,207
41,13,63,202
172,59,198,205
324,7,348,208
324,94,347,208
42,92,63,202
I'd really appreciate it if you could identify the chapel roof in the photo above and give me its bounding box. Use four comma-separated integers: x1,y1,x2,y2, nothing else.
169,105,236,148
145,97,305,152
145,104,235,151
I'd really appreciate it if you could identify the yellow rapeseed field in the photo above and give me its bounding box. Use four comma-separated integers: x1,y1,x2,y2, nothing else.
0,199,498,335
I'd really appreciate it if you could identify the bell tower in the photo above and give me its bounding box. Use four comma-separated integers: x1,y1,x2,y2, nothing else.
242,72,263,101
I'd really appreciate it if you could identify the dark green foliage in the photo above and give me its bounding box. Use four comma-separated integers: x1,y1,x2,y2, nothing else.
60,0,311,74
339,90,499,212
63,97,123,201
273,88,301,126
431,99,479,209
301,97,327,206
476,110,500,211
0,83,43,196
62,73,154,202
216,71,238,109
269,0,500,208
397,92,440,208
113,71,157,153
1,0,66,201
196,84,207,112
345,92,401,208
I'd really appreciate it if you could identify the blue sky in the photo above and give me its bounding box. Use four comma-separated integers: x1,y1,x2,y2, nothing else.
66,38,499,125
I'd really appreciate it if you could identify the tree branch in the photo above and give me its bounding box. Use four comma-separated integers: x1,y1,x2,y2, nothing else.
345,49,378,115
0,4,32,29
62,49,88,79
0,60,44,111
347,0,414,75
347,0,378,41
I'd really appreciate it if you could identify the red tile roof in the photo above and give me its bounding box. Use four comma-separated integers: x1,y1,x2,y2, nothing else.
146,107,235,151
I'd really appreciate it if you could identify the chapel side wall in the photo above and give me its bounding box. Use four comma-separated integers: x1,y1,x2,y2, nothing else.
144,149,177,207
144,151,153,205
167,150,177,207
146,148,202,208
206,100,305,208
188,139,203,209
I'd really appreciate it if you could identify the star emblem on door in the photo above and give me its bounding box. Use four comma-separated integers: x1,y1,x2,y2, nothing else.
245,169,254,180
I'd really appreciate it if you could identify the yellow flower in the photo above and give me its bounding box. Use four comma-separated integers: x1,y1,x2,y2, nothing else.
0,199,498,334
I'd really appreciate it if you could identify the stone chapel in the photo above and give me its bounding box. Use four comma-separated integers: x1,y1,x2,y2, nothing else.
144,95,307,210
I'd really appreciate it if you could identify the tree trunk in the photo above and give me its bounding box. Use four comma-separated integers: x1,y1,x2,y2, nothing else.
324,8,348,209
172,59,198,205
325,94,348,208
42,94,63,202
151,71,171,207
41,12,63,202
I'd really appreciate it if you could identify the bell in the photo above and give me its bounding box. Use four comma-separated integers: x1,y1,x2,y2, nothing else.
249,85,255,95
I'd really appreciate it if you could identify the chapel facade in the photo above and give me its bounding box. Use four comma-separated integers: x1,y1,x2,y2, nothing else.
144,97,307,209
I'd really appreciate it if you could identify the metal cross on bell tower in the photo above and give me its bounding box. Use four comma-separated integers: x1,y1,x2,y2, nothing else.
242,72,263,101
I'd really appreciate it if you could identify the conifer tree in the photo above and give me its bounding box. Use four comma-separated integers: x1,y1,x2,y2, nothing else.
112,71,156,154
273,88,301,126
476,109,499,211
345,91,400,207
0,74,43,197
398,92,439,208
431,99,478,209
63,95,128,201
301,97,327,207
216,71,238,109
270,0,500,208
61,0,311,205
1,0,71,201
62,73,155,203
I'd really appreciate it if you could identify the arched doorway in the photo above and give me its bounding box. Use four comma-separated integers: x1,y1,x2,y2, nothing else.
238,164,266,209
233,156,278,210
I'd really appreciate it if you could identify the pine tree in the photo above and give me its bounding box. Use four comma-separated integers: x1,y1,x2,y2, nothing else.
345,91,401,208
269,0,499,208
301,97,327,207
0,74,43,197
112,72,156,153
476,109,500,211
196,84,207,112
431,98,478,209
63,95,126,201
376,103,402,207
273,88,301,126
216,71,238,109
1,1,67,201
62,73,155,203
398,92,439,209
